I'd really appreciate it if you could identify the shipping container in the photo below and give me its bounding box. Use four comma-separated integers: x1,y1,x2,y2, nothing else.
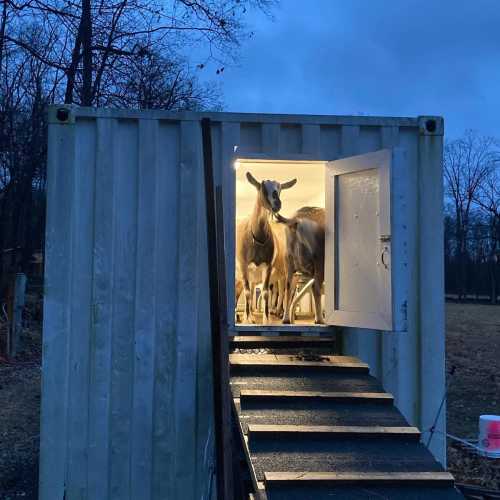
40,106,445,500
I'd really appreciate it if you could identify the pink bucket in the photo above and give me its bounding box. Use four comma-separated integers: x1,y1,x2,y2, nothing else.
478,415,500,458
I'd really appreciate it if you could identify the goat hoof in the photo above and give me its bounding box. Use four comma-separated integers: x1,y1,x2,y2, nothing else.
243,315,254,324
282,319,291,325
315,319,324,325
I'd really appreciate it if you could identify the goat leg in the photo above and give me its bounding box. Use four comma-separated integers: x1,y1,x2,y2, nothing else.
261,264,272,325
276,278,285,318
313,275,324,324
242,272,255,324
282,272,297,324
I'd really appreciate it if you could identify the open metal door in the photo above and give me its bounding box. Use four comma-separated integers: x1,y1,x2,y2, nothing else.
325,148,409,332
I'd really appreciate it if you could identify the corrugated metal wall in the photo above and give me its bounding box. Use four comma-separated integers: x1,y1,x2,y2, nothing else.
40,107,445,500
41,111,215,500
208,112,445,465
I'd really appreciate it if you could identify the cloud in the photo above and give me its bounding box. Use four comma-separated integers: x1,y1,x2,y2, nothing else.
219,0,500,138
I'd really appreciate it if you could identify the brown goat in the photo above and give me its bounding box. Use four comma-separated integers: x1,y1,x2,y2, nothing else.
236,172,296,323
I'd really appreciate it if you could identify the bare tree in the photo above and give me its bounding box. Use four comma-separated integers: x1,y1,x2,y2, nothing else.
444,130,500,300
474,167,500,303
0,0,276,282
4,0,274,106
111,46,221,110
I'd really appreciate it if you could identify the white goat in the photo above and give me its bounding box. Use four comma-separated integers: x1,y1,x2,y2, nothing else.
276,207,325,324
235,222,288,320
236,172,296,324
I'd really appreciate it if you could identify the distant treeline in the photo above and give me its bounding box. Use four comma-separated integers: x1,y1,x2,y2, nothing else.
445,214,500,302
443,131,500,303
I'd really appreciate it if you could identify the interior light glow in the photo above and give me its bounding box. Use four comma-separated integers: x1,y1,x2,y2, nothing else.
234,160,241,170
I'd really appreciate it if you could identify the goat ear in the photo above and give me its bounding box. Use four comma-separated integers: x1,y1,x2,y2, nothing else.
280,178,297,190
246,171,260,189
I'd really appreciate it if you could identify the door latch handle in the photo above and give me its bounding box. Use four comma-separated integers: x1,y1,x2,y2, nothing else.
379,234,391,243
381,247,390,269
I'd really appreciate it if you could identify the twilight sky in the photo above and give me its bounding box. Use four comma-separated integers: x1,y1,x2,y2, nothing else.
216,0,500,139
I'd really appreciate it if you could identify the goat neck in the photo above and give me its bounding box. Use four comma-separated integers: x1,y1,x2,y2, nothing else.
250,196,272,245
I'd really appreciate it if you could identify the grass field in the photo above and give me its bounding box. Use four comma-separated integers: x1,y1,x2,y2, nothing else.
446,302,500,489
0,301,499,498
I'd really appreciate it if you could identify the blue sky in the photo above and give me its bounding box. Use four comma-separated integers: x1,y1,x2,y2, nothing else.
215,0,500,139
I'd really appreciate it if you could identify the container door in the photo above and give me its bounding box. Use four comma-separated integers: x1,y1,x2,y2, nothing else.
324,148,409,332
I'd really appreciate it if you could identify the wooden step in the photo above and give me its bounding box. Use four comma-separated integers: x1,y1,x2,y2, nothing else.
230,335,336,349
229,354,369,373
230,372,384,398
239,389,393,404
264,471,455,487
237,400,409,429
231,325,334,335
247,424,421,442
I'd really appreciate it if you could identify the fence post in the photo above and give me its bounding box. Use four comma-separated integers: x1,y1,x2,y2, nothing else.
8,273,27,358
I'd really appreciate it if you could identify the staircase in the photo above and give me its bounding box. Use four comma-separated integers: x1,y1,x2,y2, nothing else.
229,334,463,500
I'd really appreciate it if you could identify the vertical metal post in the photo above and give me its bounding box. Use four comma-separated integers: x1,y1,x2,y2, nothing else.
201,117,233,500
8,272,27,358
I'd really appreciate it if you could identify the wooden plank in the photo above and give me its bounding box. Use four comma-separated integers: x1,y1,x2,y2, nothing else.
237,402,408,430
230,361,368,372
202,117,233,500
229,354,368,372
232,398,264,500
264,471,454,486
240,390,393,403
231,325,335,334
231,336,336,344
231,354,362,363
230,369,382,393
248,424,420,439
230,336,336,350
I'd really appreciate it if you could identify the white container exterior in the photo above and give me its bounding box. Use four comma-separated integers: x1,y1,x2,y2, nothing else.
40,106,445,500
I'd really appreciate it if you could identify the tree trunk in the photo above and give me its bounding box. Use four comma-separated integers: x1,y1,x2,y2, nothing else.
0,0,8,72
81,0,93,106
491,268,497,305
64,23,83,104
457,236,467,301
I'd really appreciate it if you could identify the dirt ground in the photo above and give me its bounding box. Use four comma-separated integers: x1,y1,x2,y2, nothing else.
0,294,41,500
0,301,499,498
446,302,500,490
